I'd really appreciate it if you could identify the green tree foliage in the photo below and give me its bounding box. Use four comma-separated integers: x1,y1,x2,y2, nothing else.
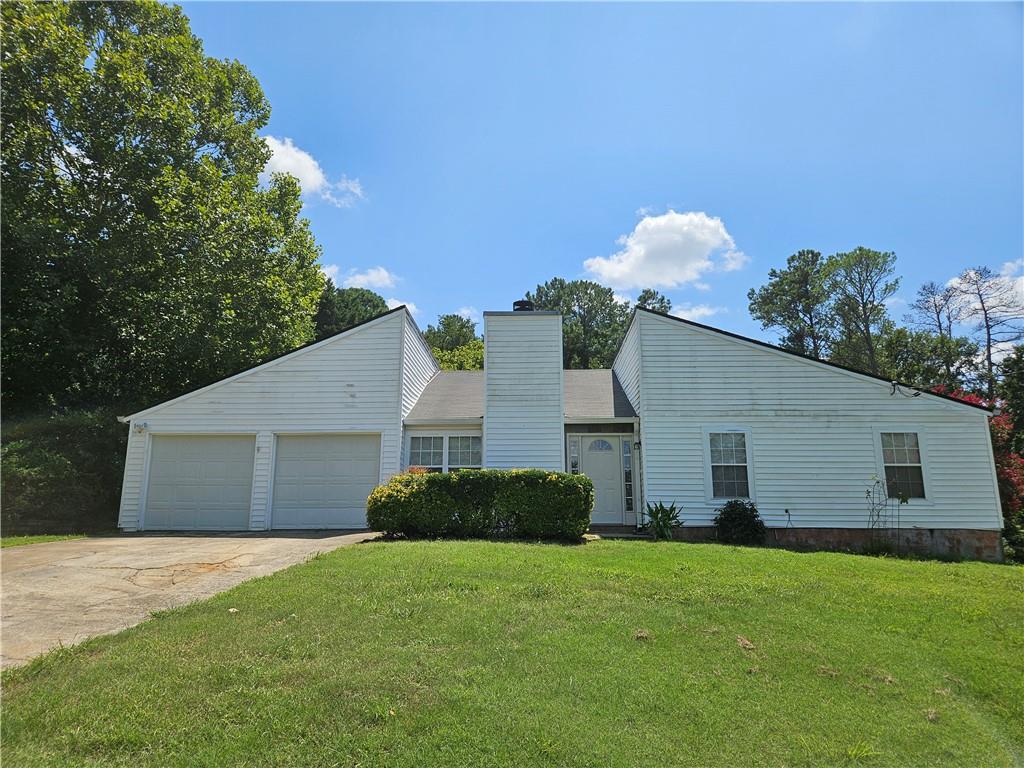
433,339,484,371
424,314,478,352
1,0,324,413
875,322,979,390
526,278,630,368
635,289,672,314
314,281,388,340
825,248,900,375
999,346,1024,454
747,250,835,359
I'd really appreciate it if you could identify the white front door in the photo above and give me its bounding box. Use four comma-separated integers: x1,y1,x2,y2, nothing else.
580,436,624,525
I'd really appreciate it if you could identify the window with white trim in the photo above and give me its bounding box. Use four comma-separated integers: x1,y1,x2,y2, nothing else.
709,432,750,499
409,436,444,472
448,436,482,469
881,432,925,499
408,434,482,473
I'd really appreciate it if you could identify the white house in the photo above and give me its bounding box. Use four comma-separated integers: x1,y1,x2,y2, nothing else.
117,304,1004,560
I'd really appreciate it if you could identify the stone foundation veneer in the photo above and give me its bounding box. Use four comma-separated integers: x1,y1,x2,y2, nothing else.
693,527,1002,563
591,525,1004,562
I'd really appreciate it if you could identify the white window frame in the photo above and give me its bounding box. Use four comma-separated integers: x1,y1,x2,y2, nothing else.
872,427,933,506
702,426,756,502
404,430,482,473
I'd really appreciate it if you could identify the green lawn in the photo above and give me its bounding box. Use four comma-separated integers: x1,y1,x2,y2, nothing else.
3,541,1022,767
1,534,87,548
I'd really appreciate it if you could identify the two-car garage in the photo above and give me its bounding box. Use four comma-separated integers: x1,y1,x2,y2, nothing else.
142,433,381,531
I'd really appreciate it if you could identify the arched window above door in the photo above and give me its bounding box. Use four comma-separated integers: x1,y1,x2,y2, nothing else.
588,439,614,452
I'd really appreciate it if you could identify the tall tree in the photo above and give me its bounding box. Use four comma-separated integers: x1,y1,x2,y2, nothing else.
950,266,1024,398
825,248,900,375
424,314,478,352
875,322,979,390
525,278,630,368
905,281,967,383
314,281,388,340
635,288,672,314
1000,345,1024,454
1,0,323,413
747,249,835,359
907,281,963,339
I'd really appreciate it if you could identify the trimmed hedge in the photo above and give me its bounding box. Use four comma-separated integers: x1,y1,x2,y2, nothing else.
1,409,127,534
367,469,594,541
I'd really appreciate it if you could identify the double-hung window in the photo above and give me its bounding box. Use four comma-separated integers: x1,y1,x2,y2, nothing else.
408,435,481,473
408,436,444,472
881,432,925,499
708,431,751,499
447,436,482,470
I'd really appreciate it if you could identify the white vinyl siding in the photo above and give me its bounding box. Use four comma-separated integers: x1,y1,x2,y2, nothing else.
635,311,1001,530
401,315,438,419
118,311,407,531
483,313,564,470
612,315,643,413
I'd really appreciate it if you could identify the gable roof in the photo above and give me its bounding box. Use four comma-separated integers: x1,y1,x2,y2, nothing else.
406,371,485,423
563,369,636,420
628,307,991,414
405,369,637,423
121,305,411,421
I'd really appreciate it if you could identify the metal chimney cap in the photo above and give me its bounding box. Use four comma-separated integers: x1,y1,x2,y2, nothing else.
512,299,535,312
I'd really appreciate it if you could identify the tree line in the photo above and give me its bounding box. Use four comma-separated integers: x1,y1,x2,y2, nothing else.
748,248,1022,398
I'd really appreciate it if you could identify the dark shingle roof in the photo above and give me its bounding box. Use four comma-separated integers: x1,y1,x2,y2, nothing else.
406,371,485,422
404,369,636,423
562,369,636,419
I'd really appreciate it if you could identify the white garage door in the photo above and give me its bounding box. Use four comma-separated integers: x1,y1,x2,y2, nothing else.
145,435,255,530
271,434,381,529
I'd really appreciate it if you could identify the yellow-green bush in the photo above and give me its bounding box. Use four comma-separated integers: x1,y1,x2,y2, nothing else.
367,469,593,541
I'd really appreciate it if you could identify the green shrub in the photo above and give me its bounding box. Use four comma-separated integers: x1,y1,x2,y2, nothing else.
367,469,593,541
643,501,681,541
713,499,766,546
1,409,127,534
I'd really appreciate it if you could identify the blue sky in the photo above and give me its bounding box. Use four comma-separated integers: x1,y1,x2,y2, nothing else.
182,1,1022,339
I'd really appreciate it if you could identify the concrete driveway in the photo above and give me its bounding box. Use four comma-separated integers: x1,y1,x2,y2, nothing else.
1,531,374,669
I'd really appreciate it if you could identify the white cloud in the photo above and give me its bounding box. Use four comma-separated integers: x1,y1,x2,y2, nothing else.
612,293,632,305
721,249,750,272
999,259,1023,278
992,340,1018,364
343,267,397,290
261,136,365,208
456,306,481,323
584,210,745,290
321,263,340,283
386,298,419,317
670,303,724,322
693,282,712,292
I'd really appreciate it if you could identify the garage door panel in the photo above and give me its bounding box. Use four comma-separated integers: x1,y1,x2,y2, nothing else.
271,434,380,529
145,435,255,530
